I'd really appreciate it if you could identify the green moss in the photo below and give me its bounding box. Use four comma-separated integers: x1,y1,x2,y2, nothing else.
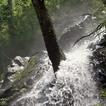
0,98,8,106
14,56,37,82
100,88,106,98
0,55,38,105
94,104,103,106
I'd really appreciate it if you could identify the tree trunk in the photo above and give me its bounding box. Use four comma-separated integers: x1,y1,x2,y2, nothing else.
7,0,15,39
31,0,66,73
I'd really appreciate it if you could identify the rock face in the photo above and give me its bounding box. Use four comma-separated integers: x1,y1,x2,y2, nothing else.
90,34,106,88
0,52,52,106
0,56,31,106
2,56,30,88
8,56,30,72
59,14,95,51
0,56,30,95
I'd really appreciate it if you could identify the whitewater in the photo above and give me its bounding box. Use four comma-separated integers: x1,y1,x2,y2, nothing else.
11,34,104,106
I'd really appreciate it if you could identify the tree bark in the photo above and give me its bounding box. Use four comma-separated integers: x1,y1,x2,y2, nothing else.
31,0,65,73
7,0,15,39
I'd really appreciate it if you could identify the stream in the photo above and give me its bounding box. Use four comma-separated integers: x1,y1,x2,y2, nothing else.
10,15,106,106
11,40,102,106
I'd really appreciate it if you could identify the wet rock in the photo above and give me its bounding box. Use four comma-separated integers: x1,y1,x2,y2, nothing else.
59,14,94,51
2,56,30,86
91,34,106,88
0,56,31,101
26,78,34,87
8,56,30,73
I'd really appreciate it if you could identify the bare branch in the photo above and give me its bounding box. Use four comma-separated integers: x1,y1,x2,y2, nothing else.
73,23,104,47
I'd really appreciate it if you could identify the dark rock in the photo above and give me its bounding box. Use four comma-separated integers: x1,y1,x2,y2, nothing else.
26,78,34,86
0,87,16,98
14,59,23,66
97,34,106,47
59,14,94,51
91,35,106,88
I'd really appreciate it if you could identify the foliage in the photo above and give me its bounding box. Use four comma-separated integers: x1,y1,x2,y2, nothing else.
100,88,106,98
45,0,83,12
0,0,68,82
0,0,38,79
0,56,37,106
90,0,106,22
94,104,103,106
14,56,37,81
0,98,8,106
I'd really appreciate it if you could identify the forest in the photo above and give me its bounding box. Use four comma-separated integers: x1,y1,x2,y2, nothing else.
0,0,106,106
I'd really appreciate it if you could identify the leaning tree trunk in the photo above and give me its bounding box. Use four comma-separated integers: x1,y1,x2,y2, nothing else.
7,0,15,39
31,0,65,73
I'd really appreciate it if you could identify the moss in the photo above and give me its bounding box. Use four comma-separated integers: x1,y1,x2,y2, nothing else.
0,55,38,106
0,98,8,106
94,104,103,106
13,55,37,82
100,88,106,98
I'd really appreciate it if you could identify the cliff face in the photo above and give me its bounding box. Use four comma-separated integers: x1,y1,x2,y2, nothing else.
89,33,106,105
90,34,106,88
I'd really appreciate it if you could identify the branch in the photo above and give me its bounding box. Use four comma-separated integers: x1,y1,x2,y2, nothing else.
73,23,104,47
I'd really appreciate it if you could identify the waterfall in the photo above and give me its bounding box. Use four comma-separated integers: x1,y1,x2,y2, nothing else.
11,16,106,106
11,38,102,106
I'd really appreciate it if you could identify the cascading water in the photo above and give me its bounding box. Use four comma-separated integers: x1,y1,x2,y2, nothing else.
11,35,104,106
10,14,106,106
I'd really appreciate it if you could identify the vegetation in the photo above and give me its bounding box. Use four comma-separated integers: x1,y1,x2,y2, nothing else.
0,56,37,106
0,0,84,81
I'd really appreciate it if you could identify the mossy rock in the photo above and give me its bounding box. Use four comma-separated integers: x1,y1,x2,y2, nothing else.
0,55,39,105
